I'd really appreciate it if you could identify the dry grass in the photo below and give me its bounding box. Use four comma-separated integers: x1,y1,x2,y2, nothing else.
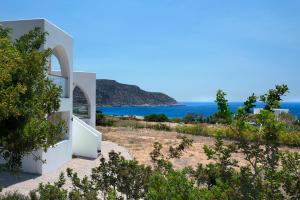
98,126,242,169
98,126,300,169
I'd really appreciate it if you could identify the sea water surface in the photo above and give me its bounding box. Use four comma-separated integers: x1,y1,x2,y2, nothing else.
97,102,300,119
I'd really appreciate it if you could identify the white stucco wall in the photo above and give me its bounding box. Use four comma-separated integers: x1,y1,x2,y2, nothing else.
21,140,72,174
73,72,96,128
72,116,100,158
1,19,73,111
0,19,74,174
253,108,289,116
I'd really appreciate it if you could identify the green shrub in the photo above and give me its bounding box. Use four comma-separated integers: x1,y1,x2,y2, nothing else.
170,117,182,123
176,125,210,136
147,171,202,199
147,123,171,131
113,120,145,129
183,113,207,124
0,193,29,200
176,124,300,147
144,114,169,122
278,131,300,147
96,113,114,126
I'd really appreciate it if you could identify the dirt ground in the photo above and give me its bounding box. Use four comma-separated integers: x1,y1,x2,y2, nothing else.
97,126,300,169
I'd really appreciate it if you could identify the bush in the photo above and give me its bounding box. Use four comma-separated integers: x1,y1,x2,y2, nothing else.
96,113,114,126
0,193,29,200
147,123,171,131
147,171,202,199
113,120,145,129
183,113,207,124
170,117,182,123
176,124,300,147
176,125,210,136
144,114,169,122
278,131,300,147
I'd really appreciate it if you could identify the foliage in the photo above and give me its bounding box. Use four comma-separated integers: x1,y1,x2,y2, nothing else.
6,138,192,200
146,123,171,131
176,120,300,147
176,124,210,136
150,136,193,173
30,173,68,200
243,93,257,113
170,117,182,123
96,113,114,126
91,151,152,199
0,192,30,200
280,151,300,199
213,90,232,124
144,114,169,122
278,112,300,132
182,113,207,124
260,84,289,110
2,85,300,199
0,26,65,171
112,119,145,129
147,171,202,200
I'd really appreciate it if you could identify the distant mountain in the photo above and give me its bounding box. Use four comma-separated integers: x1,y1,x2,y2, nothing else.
94,79,177,106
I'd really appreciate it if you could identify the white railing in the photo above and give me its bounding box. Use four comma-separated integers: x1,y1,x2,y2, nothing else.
73,104,90,118
47,74,68,98
72,115,102,158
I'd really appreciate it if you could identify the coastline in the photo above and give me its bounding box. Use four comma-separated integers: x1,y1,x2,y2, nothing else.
97,103,185,107
97,102,300,119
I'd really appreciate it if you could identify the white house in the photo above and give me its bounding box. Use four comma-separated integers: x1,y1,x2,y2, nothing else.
0,19,102,174
253,108,289,116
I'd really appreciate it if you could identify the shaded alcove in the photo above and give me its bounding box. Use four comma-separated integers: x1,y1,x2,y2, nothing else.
73,86,90,118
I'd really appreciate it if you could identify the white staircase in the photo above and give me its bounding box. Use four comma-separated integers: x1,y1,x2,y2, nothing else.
72,115,102,158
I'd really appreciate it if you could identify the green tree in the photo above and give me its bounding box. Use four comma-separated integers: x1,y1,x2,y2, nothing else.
213,90,232,124
0,26,65,171
260,84,289,110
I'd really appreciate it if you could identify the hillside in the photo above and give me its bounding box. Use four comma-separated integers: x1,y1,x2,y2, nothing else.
94,79,177,106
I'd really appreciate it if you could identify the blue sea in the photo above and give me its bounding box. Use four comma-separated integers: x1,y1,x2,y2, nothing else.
97,102,300,119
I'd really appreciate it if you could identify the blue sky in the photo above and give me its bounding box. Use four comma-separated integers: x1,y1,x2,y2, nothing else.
1,1,300,102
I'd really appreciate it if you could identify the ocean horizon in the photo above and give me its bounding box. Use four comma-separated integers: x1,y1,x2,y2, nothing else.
97,102,300,119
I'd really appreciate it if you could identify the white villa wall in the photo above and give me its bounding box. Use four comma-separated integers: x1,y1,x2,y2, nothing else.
1,19,74,112
72,116,100,158
1,19,101,175
253,108,289,116
40,140,72,174
1,19,74,174
21,140,72,174
73,72,96,128
20,150,43,174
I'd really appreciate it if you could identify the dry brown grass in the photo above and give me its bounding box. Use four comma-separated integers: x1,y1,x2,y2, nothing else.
97,126,242,169
98,126,300,169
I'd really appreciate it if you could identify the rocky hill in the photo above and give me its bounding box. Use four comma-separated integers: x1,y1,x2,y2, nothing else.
94,79,177,106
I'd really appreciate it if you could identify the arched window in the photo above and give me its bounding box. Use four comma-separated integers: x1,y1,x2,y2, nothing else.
48,54,68,97
73,86,90,118
50,54,61,73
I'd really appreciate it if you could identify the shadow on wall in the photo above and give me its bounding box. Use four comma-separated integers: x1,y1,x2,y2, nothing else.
0,171,38,188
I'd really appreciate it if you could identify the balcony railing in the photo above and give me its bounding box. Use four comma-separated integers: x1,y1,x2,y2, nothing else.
47,74,68,98
73,104,90,119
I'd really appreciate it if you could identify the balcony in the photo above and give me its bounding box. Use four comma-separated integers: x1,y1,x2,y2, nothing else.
47,74,68,98
73,104,90,119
